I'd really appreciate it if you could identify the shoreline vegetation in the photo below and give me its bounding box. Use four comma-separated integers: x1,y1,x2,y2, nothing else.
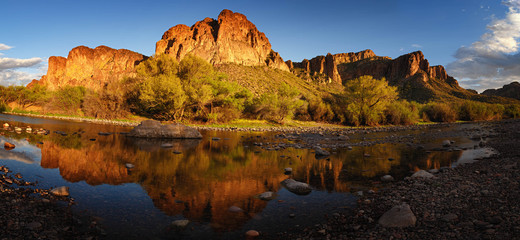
1,54,519,131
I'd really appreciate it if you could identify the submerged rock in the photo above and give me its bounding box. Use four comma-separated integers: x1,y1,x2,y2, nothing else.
228,206,243,212
50,186,70,197
127,120,202,139
258,191,275,200
281,179,312,195
171,219,190,229
378,203,416,227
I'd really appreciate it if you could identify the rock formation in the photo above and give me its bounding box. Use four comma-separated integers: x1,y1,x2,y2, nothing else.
36,45,146,91
290,50,471,102
156,9,288,71
482,82,520,100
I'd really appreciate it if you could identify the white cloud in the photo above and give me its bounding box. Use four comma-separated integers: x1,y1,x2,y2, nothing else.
0,70,41,86
411,44,422,48
0,43,12,51
0,57,42,70
447,0,520,92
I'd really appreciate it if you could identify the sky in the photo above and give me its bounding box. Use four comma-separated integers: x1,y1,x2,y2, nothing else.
1,0,518,92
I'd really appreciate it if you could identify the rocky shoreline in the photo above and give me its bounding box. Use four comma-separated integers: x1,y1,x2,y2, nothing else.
269,119,520,240
0,166,103,239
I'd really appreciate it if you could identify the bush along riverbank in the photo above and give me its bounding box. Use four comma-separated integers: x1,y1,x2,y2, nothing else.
0,165,103,239
269,119,520,240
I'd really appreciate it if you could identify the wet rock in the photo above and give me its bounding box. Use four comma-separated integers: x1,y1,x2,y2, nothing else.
4,142,15,150
245,230,260,238
258,191,275,200
284,167,293,173
125,163,135,169
212,137,221,141
281,179,312,195
378,203,416,227
98,132,112,136
315,147,330,159
381,175,394,182
442,140,452,147
411,170,435,179
171,219,190,229
50,186,70,197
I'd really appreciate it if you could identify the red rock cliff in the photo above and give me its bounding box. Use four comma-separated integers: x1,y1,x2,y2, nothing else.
156,9,289,71
37,45,146,91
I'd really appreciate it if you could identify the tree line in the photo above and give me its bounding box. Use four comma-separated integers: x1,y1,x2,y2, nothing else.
1,54,519,126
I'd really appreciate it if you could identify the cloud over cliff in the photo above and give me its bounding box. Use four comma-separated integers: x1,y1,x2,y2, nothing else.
447,0,520,92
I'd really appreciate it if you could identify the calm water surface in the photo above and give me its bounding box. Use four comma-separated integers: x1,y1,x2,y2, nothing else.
0,114,492,239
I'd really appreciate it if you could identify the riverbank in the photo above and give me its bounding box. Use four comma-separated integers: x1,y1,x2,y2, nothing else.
0,166,103,239
3,111,448,133
269,119,520,239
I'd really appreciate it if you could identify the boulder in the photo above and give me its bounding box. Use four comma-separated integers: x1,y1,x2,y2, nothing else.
378,203,416,227
411,170,435,179
381,175,394,182
281,179,312,195
50,186,70,197
127,120,202,139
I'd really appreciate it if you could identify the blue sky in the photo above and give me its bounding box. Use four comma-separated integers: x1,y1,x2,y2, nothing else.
1,0,519,92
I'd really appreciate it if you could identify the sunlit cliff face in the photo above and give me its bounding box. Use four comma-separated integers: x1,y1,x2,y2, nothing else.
35,131,462,231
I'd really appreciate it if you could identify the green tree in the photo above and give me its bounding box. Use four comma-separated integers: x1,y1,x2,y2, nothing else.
136,74,187,120
17,85,49,109
343,75,398,126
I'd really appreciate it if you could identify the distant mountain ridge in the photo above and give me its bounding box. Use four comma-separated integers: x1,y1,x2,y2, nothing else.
482,82,520,100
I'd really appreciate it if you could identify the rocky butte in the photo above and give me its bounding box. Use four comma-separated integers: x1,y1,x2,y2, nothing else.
289,50,474,102
31,45,146,91
155,9,289,71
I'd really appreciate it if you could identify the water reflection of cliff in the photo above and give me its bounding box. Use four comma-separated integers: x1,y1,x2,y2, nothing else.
38,132,462,231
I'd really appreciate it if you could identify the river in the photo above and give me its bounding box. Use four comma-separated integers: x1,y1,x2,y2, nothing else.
0,114,493,239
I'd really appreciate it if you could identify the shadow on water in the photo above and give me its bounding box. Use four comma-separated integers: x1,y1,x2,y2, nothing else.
0,114,492,239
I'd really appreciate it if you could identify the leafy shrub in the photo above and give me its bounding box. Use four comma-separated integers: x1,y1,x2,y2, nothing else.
385,100,420,125
249,83,304,123
82,82,130,119
457,101,503,121
504,104,520,119
421,102,457,122
46,86,86,115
